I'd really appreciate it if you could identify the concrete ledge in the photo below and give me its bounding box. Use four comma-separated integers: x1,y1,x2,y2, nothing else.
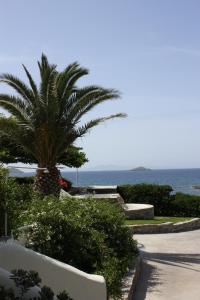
123,204,154,220
74,193,125,205
87,185,117,194
109,255,142,300
128,218,200,234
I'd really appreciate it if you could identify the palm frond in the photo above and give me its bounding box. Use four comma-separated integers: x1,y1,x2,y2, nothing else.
0,73,34,105
37,54,59,119
38,53,57,79
22,64,38,97
56,63,89,115
57,62,88,98
0,94,31,125
38,56,57,97
66,87,120,123
75,113,127,137
61,86,102,115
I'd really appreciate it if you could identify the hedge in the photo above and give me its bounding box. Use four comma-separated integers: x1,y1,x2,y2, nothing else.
166,193,200,217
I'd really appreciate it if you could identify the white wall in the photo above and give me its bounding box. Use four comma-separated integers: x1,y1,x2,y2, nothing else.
0,240,107,300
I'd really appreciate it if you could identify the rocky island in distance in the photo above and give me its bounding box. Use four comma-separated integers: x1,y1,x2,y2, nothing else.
130,166,151,171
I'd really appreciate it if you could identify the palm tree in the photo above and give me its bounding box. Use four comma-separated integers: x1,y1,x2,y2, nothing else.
0,54,126,195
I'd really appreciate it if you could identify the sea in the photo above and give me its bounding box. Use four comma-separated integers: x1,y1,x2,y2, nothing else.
16,168,200,196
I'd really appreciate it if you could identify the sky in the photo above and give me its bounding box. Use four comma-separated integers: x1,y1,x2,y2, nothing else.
1,0,200,170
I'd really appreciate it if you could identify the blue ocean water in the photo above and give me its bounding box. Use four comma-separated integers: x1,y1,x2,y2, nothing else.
61,169,200,195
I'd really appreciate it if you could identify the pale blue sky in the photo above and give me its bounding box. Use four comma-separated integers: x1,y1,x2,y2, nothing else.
1,0,200,170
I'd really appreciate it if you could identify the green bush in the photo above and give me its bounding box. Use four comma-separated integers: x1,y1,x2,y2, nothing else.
166,193,200,217
0,167,33,236
17,196,138,299
117,184,173,215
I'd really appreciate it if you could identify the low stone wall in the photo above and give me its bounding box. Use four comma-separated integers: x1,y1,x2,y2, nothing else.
121,256,142,300
109,255,142,300
128,218,200,234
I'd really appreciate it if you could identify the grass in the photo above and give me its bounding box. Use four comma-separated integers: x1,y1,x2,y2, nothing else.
125,216,192,225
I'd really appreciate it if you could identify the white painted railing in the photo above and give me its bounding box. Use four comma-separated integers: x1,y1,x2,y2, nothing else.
0,240,107,300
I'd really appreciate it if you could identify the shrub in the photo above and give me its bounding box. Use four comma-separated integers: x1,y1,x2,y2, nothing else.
166,193,200,217
117,183,173,215
0,167,33,236
17,196,138,299
0,269,73,299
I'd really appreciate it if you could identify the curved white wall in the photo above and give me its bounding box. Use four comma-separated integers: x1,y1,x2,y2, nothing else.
0,240,107,300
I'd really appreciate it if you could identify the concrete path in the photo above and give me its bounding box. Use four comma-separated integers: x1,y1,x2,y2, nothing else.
133,229,200,300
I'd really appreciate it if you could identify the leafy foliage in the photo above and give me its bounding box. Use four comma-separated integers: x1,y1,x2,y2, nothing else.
0,165,33,236
61,145,88,168
0,269,73,300
165,192,200,217
0,121,88,168
16,196,138,299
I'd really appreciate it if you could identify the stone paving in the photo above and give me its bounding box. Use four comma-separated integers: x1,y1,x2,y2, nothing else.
133,229,200,300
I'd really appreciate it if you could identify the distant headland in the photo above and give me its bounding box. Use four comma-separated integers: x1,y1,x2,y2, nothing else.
130,166,151,171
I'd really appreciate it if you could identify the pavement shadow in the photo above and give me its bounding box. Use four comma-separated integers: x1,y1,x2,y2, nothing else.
133,251,200,299
143,252,200,272
133,260,162,300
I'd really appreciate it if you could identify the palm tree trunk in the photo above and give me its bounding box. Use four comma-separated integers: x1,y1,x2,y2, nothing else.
34,166,61,196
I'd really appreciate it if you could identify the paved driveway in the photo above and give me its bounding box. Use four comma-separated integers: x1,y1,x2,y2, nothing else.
133,229,200,300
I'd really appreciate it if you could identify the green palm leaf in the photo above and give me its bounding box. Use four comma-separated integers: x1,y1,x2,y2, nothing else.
0,73,34,105
0,94,32,122
76,113,127,137
22,64,38,97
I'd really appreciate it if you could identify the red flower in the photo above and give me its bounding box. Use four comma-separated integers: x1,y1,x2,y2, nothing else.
58,178,68,188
